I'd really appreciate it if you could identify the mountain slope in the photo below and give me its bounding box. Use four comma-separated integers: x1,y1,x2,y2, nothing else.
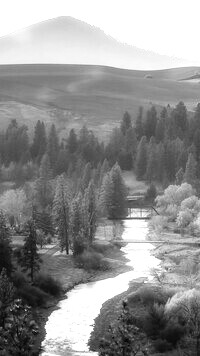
0,17,190,70
0,64,199,139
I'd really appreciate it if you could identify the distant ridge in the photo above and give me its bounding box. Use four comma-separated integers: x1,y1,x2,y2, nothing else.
0,16,190,70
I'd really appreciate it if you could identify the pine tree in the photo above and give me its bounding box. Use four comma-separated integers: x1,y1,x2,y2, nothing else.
156,142,165,182
0,212,12,276
184,153,197,186
47,124,59,169
100,163,127,219
135,106,144,140
70,193,85,255
19,220,42,282
80,162,92,192
33,208,54,236
55,149,69,175
172,101,188,138
144,106,158,139
34,153,53,209
0,268,14,328
193,128,200,161
31,120,46,161
120,111,132,135
135,136,147,180
146,138,157,182
53,174,70,254
0,211,11,242
155,117,165,142
83,180,97,244
68,129,78,153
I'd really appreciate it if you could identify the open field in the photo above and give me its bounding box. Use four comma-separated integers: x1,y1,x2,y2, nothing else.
0,64,200,139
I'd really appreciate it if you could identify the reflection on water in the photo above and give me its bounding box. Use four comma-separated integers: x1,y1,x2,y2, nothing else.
42,218,160,356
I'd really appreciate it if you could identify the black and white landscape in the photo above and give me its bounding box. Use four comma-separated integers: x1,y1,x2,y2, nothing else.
0,7,200,356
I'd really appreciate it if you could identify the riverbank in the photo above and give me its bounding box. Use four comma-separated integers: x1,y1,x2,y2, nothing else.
89,278,146,351
33,236,132,354
88,225,200,354
148,227,200,287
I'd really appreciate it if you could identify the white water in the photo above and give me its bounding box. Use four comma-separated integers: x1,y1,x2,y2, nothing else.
42,218,160,356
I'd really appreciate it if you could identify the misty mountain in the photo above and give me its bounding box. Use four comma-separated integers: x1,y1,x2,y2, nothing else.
0,16,189,70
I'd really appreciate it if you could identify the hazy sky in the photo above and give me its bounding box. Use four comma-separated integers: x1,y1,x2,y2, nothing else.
0,0,199,63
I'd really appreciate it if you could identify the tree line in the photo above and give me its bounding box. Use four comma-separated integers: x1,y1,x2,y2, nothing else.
1,101,200,190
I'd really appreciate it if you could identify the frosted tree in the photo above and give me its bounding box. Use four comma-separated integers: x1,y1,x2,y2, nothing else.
184,153,197,186
0,188,29,227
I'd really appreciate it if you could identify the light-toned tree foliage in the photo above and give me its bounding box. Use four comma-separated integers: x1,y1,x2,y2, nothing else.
0,188,29,227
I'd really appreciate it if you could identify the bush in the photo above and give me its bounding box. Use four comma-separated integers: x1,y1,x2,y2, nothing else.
160,323,185,346
17,284,49,307
12,271,28,288
153,339,173,353
144,303,166,337
149,215,168,233
34,273,62,297
136,285,168,306
46,234,52,244
145,183,157,202
75,250,110,271
90,241,112,254
73,237,85,256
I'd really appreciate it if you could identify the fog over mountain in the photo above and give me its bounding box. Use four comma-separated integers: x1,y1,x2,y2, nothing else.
0,16,190,70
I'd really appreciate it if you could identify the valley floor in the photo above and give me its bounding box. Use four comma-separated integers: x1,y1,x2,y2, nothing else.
33,220,131,354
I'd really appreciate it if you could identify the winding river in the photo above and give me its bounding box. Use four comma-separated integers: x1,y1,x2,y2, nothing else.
42,217,160,356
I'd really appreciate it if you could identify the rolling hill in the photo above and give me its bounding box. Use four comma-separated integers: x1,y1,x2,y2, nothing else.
0,16,190,70
0,64,199,139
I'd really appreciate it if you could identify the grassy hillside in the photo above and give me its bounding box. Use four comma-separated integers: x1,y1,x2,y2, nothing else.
0,64,199,139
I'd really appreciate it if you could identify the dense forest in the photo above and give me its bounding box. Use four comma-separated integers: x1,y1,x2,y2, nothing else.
0,101,199,191
1,101,200,355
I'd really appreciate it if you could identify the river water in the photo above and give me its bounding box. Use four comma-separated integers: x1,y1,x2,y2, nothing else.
42,218,160,356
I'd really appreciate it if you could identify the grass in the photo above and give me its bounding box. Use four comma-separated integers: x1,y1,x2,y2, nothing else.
0,64,200,140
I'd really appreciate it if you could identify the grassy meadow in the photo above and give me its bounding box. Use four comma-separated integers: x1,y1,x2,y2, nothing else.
0,64,200,139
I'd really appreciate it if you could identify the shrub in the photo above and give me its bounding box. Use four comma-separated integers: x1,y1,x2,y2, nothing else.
144,303,166,337
160,323,185,346
90,242,112,254
149,215,168,233
72,236,85,256
75,250,110,271
136,285,168,306
12,271,28,288
46,234,52,244
153,339,173,353
17,284,48,307
34,273,62,297
145,183,157,203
